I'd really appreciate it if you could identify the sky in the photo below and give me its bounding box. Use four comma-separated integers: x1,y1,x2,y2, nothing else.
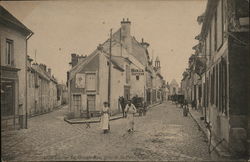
1,0,207,85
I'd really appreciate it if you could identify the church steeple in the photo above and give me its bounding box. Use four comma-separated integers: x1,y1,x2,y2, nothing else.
155,56,160,68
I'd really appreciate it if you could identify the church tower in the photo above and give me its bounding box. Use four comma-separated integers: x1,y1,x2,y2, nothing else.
155,56,161,73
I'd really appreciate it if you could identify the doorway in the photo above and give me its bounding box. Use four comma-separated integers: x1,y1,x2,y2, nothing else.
1,80,15,118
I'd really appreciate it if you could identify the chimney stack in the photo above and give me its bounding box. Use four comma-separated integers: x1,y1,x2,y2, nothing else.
70,53,78,68
48,68,51,76
121,18,132,52
121,18,131,39
39,63,47,71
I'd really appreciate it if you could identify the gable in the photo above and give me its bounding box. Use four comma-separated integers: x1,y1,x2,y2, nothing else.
79,53,99,73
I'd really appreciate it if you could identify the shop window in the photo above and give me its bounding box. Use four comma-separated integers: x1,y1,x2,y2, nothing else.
1,81,15,117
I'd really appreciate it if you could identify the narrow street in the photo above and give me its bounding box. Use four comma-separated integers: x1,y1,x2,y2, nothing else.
1,102,223,161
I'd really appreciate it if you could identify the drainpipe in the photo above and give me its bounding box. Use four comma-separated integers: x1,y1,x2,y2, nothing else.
25,32,34,129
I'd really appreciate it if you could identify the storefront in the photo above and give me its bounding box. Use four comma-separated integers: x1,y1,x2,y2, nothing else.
1,66,20,130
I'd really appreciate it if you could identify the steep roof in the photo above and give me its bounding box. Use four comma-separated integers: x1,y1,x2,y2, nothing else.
31,64,58,84
131,37,148,66
69,23,149,79
0,5,33,36
32,65,50,81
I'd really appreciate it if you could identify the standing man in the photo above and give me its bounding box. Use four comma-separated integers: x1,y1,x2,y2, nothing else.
124,100,137,132
100,102,110,134
119,96,126,118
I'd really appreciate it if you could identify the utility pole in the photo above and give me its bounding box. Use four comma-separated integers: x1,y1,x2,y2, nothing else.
108,29,112,106
35,49,37,63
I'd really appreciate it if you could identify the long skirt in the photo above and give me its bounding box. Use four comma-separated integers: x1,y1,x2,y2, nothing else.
100,113,109,130
127,114,135,130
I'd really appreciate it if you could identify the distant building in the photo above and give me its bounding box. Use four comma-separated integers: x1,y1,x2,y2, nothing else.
0,6,33,130
57,83,68,105
27,57,59,117
169,79,179,96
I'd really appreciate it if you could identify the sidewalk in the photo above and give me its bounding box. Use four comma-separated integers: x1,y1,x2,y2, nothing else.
188,107,232,159
29,104,68,119
188,108,208,137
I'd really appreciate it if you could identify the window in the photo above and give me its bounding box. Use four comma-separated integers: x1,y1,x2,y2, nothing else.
214,11,217,51
6,39,13,65
73,94,81,111
219,62,222,111
216,0,223,50
126,65,130,83
222,58,227,115
86,73,96,91
210,67,215,105
211,16,216,54
136,75,139,80
206,29,211,60
216,65,219,107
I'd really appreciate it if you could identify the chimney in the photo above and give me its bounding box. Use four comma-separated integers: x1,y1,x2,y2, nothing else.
48,68,51,76
70,53,78,68
121,18,132,52
39,64,47,71
121,18,131,39
141,38,150,49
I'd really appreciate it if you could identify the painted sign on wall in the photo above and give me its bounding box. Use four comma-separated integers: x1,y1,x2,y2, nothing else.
131,69,144,75
75,73,85,88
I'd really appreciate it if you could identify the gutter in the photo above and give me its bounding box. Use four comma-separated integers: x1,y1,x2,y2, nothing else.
25,32,34,129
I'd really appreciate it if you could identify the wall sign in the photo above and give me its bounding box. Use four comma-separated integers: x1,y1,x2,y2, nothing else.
131,69,144,75
75,73,85,88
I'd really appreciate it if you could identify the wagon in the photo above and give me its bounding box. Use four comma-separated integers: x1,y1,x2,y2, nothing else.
131,97,145,116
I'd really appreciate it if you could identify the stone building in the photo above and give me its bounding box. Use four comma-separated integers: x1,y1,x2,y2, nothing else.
57,83,68,105
194,0,249,157
68,19,165,118
0,6,33,130
27,57,59,117
169,79,179,96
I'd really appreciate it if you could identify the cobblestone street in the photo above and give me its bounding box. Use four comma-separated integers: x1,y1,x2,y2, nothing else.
2,102,224,161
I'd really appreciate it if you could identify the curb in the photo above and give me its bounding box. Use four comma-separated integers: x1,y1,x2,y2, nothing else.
64,116,124,124
29,104,68,119
64,102,162,124
188,110,233,159
188,111,208,137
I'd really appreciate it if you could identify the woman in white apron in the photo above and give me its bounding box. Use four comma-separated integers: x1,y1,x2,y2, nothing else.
100,102,110,134
125,100,137,132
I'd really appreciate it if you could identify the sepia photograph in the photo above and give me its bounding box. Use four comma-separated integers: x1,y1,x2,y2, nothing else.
0,0,249,161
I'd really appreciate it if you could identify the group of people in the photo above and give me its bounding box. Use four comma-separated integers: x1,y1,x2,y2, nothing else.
100,100,137,134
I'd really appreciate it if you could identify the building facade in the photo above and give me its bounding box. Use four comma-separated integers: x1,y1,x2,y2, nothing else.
68,19,165,118
0,6,33,130
27,57,60,117
186,0,249,157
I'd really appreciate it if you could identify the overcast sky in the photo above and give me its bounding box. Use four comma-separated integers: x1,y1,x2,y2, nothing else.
1,0,206,84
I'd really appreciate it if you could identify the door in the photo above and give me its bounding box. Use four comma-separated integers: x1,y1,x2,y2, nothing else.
87,95,96,111
124,86,130,101
1,80,15,118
